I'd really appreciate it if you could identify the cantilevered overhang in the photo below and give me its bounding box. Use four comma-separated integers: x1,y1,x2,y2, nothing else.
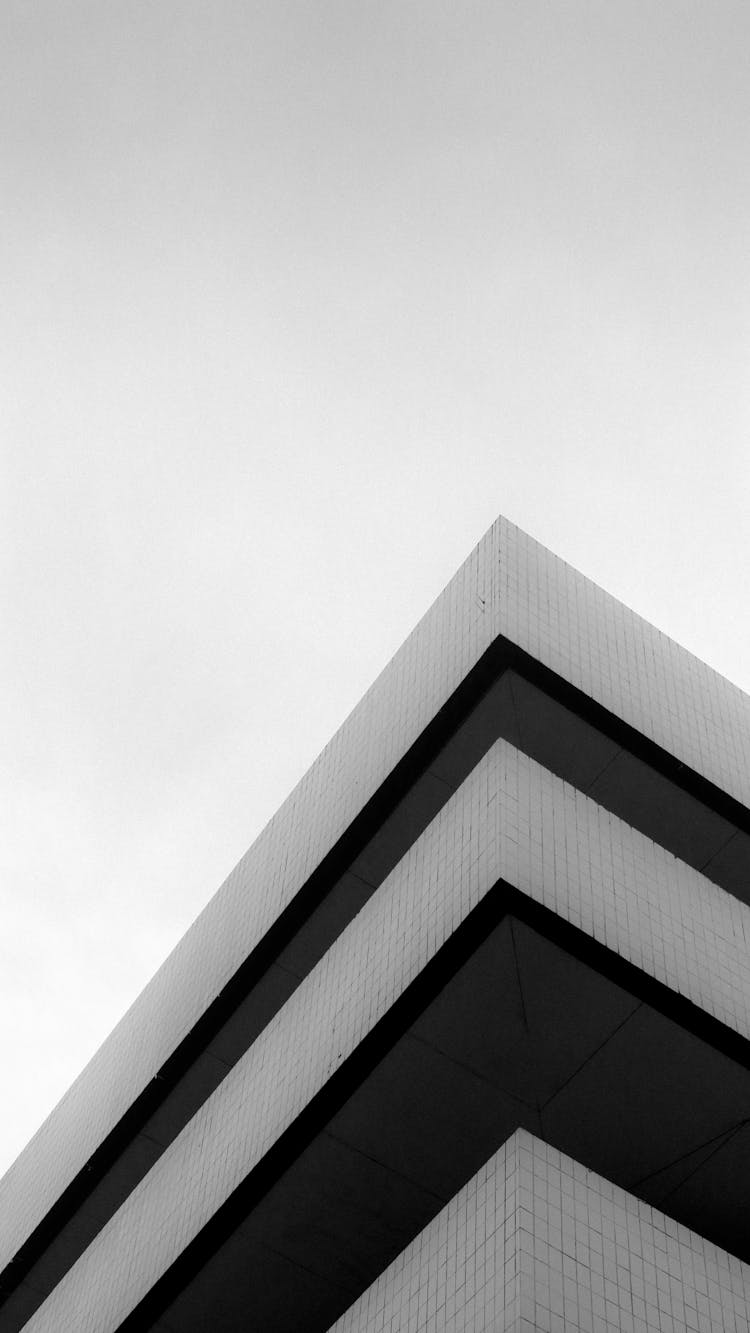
4,659,750,1330
143,903,750,1332
17,742,750,1332
4,519,750,1279
3,519,750,1331
3,694,750,1333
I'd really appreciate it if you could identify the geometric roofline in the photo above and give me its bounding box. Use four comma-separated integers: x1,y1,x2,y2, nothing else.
1,515,749,1324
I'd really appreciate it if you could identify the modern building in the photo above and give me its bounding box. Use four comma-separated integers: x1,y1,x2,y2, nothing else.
1,516,749,1332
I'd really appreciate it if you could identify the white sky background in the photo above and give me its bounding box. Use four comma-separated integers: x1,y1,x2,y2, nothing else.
1,1,749,1177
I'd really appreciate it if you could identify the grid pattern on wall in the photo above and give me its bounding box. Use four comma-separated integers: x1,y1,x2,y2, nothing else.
328,1129,750,1333
5,517,750,1333
21,741,750,1332
5,511,750,1269
3,518,750,1273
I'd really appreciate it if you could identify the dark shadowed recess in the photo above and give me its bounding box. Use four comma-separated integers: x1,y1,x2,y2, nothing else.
122,884,750,1332
3,638,749,1330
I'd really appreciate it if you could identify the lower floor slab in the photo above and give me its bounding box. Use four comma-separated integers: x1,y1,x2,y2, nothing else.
329,1127,750,1333
149,895,750,1331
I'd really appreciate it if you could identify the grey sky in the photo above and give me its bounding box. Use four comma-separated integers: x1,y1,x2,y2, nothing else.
1,1,749,1176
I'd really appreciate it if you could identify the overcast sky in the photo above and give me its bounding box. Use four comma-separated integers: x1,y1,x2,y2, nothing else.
2,1,749,1178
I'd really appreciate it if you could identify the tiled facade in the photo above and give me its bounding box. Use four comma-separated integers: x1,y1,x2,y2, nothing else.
4,519,749,1271
2,517,749,1332
329,1129,750,1333
18,740,750,1331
